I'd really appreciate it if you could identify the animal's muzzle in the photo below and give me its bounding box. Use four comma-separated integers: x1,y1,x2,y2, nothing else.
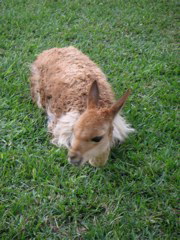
68,151,83,166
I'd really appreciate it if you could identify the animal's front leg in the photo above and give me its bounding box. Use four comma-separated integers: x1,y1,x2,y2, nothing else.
89,148,110,167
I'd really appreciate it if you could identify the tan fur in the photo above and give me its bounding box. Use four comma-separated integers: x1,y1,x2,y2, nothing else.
30,46,134,167
30,47,114,116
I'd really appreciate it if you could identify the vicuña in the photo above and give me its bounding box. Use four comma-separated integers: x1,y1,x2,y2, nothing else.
30,47,134,167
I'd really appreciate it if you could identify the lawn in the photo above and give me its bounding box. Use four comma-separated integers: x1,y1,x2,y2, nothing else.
0,0,179,239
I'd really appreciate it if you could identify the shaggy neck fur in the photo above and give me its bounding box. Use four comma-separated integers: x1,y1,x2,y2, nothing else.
50,111,134,148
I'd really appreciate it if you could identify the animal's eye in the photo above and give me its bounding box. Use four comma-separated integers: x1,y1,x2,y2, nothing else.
91,136,103,142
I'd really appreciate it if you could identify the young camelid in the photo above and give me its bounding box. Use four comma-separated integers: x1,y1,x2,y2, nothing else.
30,47,134,166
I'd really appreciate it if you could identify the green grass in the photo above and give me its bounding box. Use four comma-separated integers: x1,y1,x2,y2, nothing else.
0,0,179,239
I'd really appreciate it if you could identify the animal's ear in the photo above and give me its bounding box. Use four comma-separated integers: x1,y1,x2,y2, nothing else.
109,89,131,117
87,80,100,109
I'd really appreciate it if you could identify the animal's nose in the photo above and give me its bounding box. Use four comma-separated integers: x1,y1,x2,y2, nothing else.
68,153,82,166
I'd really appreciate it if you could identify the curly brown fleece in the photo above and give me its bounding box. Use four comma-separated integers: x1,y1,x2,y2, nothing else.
30,46,115,117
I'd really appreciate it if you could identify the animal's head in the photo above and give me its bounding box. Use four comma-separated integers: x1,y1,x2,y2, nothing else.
68,81,131,166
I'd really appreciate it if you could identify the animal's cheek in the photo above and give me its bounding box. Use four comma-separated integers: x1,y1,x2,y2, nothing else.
79,142,95,153
70,138,88,152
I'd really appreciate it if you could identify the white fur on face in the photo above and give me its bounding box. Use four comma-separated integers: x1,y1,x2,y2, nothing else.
50,111,80,148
